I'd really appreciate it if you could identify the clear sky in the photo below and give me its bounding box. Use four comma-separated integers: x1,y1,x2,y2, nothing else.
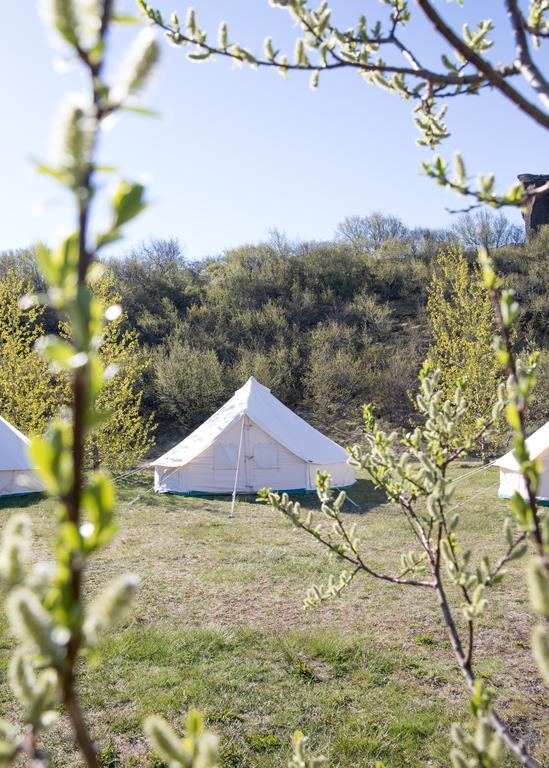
0,1,546,260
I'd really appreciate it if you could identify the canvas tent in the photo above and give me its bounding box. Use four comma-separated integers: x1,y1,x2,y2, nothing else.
152,377,356,495
0,416,43,497
494,420,549,506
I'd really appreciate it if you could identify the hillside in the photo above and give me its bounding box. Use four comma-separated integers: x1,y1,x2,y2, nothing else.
2,216,548,455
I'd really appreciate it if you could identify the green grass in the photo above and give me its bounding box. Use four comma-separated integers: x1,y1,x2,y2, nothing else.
0,466,547,767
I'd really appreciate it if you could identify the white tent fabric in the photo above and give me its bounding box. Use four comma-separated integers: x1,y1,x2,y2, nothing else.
494,420,549,504
0,416,43,497
152,377,356,494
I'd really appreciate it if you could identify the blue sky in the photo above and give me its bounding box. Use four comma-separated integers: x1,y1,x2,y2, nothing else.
0,1,546,260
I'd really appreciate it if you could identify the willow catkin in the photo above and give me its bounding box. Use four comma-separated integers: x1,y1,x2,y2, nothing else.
7,588,57,659
0,513,31,586
143,716,190,766
111,29,160,104
82,573,139,646
51,94,94,172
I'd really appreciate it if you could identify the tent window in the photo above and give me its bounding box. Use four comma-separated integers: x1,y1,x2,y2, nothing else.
254,443,279,469
213,443,238,470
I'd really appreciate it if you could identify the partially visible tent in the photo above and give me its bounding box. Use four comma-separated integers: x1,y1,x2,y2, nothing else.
494,421,549,505
0,416,43,497
152,376,356,495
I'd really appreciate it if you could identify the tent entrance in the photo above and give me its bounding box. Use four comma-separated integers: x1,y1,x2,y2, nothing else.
231,417,285,493
228,417,308,510
245,419,307,492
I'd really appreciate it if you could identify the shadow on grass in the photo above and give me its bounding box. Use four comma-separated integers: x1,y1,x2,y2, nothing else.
0,475,389,517
288,478,389,515
162,478,389,516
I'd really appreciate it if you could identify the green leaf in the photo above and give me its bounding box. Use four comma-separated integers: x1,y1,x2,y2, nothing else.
58,521,83,552
36,235,79,293
112,14,139,23
81,472,117,550
121,105,161,117
35,336,75,369
96,229,122,249
528,557,549,617
35,162,69,183
188,50,212,61
28,432,67,496
510,492,530,526
508,543,528,561
505,403,521,431
112,181,147,229
532,624,549,684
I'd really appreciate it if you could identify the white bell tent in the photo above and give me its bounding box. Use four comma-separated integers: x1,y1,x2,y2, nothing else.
0,416,43,498
152,377,356,496
495,420,549,506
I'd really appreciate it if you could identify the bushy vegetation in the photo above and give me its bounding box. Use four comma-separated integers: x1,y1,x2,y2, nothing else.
0,263,156,469
427,245,504,454
0,268,60,435
2,216,546,453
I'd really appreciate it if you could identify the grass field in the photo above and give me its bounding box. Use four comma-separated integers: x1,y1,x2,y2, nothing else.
0,466,547,767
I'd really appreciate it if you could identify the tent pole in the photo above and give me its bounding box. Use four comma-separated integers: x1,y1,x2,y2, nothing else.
230,416,245,518
344,494,361,509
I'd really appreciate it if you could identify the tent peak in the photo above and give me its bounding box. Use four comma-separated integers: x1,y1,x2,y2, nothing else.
238,376,271,395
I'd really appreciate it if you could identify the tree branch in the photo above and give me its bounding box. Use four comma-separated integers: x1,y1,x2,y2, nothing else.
285,505,435,587
487,292,545,559
491,531,528,581
433,557,540,767
416,0,549,129
505,0,549,108
61,4,116,766
145,5,521,95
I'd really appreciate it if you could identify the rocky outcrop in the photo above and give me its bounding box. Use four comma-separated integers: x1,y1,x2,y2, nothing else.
518,173,549,239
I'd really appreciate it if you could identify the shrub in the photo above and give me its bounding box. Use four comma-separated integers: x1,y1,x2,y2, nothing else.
154,339,228,431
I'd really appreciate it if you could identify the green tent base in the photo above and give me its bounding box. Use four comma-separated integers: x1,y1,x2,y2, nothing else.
0,491,43,501
498,493,549,507
160,484,355,499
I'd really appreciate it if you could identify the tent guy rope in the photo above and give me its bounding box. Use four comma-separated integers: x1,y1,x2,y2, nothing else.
448,458,498,487
446,479,500,516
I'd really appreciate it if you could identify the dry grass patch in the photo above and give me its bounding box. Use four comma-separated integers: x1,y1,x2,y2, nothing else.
0,466,546,767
